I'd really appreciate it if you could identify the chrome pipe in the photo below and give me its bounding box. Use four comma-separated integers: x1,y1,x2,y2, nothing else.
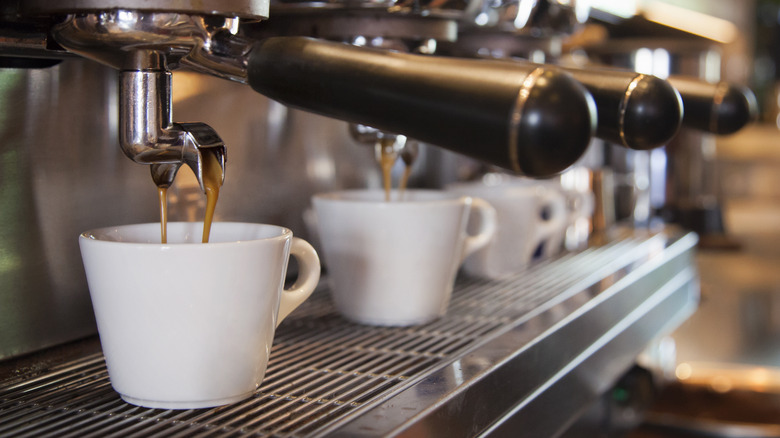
119,70,225,191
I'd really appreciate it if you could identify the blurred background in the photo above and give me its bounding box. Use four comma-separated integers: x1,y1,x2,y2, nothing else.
591,1,780,435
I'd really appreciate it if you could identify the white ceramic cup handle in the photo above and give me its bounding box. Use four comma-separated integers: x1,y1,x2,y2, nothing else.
528,191,567,257
537,191,567,239
461,197,497,262
277,237,321,327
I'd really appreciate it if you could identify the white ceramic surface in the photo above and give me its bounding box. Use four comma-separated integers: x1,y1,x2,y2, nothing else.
79,222,320,409
312,189,496,326
448,179,568,279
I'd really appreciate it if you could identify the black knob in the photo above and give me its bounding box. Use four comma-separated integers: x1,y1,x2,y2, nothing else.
561,67,683,150
247,37,596,177
668,76,758,135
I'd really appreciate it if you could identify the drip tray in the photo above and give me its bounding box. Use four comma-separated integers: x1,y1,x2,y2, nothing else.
0,229,699,437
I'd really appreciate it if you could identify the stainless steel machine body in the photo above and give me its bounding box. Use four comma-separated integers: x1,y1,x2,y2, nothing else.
0,0,602,361
0,60,135,359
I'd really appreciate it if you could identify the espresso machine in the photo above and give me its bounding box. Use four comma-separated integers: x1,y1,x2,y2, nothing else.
0,0,599,359
0,0,757,436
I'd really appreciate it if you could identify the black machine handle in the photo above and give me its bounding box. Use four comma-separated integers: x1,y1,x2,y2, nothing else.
247,37,597,177
560,67,684,150
667,76,758,135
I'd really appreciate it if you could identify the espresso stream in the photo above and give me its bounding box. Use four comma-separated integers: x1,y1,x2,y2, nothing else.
398,166,412,195
157,148,223,244
378,138,397,202
378,140,412,202
158,187,168,244
201,149,223,243
157,138,403,244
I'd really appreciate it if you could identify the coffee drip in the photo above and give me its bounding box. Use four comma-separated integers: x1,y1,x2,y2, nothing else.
201,148,224,243
398,141,419,194
376,135,418,202
158,188,169,243
377,138,399,202
156,148,224,244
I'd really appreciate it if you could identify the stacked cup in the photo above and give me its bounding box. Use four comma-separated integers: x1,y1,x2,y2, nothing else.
447,177,569,279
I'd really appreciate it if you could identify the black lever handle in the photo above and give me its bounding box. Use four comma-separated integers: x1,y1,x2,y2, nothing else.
560,67,683,150
667,76,758,135
247,37,596,177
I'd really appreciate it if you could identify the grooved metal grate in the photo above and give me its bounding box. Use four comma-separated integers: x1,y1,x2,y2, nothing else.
0,233,669,437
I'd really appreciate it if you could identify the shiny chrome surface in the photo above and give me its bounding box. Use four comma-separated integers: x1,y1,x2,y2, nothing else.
52,12,252,83
21,0,269,20
266,0,472,18
0,229,699,436
48,12,239,191
0,60,149,359
462,0,590,36
335,230,698,437
119,70,226,191
245,14,458,42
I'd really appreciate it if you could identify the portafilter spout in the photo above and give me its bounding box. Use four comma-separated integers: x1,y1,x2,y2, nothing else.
120,69,226,191
50,12,232,192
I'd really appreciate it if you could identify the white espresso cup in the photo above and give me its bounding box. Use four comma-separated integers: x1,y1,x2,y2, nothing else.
448,180,568,279
79,222,320,409
312,189,496,326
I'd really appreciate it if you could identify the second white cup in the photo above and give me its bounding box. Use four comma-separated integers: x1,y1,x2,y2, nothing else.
312,189,496,326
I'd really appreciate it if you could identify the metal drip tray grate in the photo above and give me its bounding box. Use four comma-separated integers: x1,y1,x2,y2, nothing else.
0,230,699,437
